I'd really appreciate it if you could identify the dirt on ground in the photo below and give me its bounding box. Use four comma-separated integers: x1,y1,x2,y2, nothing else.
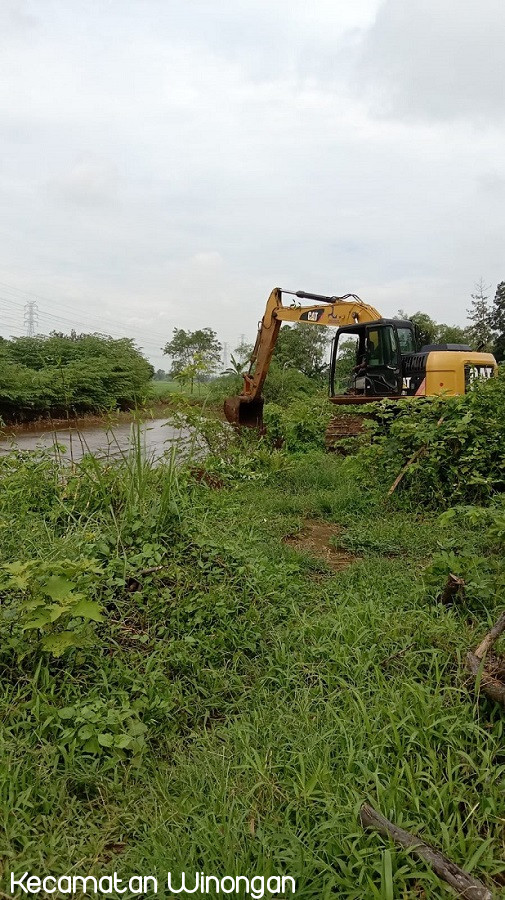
284,519,357,572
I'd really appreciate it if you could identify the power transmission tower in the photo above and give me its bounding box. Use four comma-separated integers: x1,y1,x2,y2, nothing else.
24,301,39,336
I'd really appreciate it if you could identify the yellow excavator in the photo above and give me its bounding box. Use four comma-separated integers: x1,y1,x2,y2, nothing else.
224,287,497,440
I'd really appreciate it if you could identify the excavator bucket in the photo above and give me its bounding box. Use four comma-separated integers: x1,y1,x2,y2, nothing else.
223,396,264,428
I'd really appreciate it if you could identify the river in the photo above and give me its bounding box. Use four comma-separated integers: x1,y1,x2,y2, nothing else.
0,416,191,463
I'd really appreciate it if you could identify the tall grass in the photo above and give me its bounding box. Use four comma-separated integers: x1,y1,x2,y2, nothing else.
0,427,503,897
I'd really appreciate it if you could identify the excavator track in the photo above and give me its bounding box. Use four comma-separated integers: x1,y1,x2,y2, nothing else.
325,413,370,451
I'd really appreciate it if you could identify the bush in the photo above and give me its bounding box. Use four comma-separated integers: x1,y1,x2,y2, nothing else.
262,362,323,406
263,395,332,452
0,334,153,422
368,370,505,506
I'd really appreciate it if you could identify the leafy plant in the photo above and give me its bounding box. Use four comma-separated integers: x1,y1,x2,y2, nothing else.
366,372,505,505
56,695,147,763
0,557,104,657
425,500,505,613
263,396,333,451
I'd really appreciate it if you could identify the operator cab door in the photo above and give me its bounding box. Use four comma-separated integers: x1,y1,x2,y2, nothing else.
330,323,403,397
363,324,402,396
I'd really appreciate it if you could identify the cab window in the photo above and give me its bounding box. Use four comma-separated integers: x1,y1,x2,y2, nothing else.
366,326,399,368
382,327,399,366
397,327,416,353
366,330,381,366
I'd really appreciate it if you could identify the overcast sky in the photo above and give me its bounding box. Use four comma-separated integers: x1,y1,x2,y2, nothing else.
1,0,504,366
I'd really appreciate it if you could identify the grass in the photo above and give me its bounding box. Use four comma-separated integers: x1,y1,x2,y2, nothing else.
0,430,504,898
148,380,212,400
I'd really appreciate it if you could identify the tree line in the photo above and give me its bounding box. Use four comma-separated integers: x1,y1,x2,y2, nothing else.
0,332,153,423
1,279,503,421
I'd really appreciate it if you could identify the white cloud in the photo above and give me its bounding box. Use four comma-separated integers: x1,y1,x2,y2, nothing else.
358,0,505,123
0,0,504,367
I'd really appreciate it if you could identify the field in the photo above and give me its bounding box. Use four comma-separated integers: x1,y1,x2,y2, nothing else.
1,389,504,898
148,379,208,397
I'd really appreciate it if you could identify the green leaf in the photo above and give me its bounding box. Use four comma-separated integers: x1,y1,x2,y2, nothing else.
7,574,31,590
78,724,94,740
98,733,114,747
128,720,147,736
58,707,75,720
71,599,104,623
3,560,32,575
48,604,67,622
114,734,133,749
41,631,79,657
43,575,76,602
23,611,52,629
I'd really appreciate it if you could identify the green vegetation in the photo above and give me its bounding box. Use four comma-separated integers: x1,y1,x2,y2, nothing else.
0,333,154,423
366,371,505,506
1,374,504,897
148,378,212,401
163,327,222,392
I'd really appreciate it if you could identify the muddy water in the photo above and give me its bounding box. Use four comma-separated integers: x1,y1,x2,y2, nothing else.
0,417,191,462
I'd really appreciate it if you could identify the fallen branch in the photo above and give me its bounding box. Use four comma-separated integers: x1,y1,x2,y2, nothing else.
360,803,492,899
474,611,505,660
466,652,505,707
387,447,425,496
387,415,444,497
439,573,465,605
465,610,505,707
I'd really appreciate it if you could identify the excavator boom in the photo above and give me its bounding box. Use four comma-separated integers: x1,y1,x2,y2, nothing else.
224,287,382,427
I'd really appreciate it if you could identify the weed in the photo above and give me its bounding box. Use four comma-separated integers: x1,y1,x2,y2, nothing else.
0,413,504,896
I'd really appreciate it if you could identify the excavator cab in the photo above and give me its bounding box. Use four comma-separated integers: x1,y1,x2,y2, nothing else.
329,319,417,400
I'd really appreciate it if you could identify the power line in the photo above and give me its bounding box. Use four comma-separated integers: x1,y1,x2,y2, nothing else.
0,280,170,347
0,293,165,353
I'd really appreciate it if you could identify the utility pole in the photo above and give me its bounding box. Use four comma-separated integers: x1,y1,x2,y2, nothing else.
24,301,39,336
222,341,229,370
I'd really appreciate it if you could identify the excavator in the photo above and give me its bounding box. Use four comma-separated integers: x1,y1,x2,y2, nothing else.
224,287,497,443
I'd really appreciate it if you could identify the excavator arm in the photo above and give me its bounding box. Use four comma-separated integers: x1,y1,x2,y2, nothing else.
224,287,382,426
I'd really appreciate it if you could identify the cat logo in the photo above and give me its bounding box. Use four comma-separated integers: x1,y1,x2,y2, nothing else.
302,309,323,322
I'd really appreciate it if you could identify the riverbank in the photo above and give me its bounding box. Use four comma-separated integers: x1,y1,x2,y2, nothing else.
0,395,222,436
1,409,503,897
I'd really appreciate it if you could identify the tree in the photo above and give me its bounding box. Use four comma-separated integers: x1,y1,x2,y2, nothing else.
223,353,247,377
273,323,329,377
397,311,438,346
397,311,469,347
233,340,253,367
0,333,154,421
163,328,222,380
173,352,213,394
435,323,471,345
492,281,505,361
467,279,494,351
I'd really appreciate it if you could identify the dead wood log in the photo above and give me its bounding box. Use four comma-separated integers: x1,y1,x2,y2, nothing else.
465,610,505,707
360,803,492,900
466,652,505,707
474,611,505,660
439,573,465,605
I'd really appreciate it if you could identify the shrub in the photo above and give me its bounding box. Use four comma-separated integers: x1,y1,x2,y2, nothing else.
368,370,505,506
263,396,333,452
